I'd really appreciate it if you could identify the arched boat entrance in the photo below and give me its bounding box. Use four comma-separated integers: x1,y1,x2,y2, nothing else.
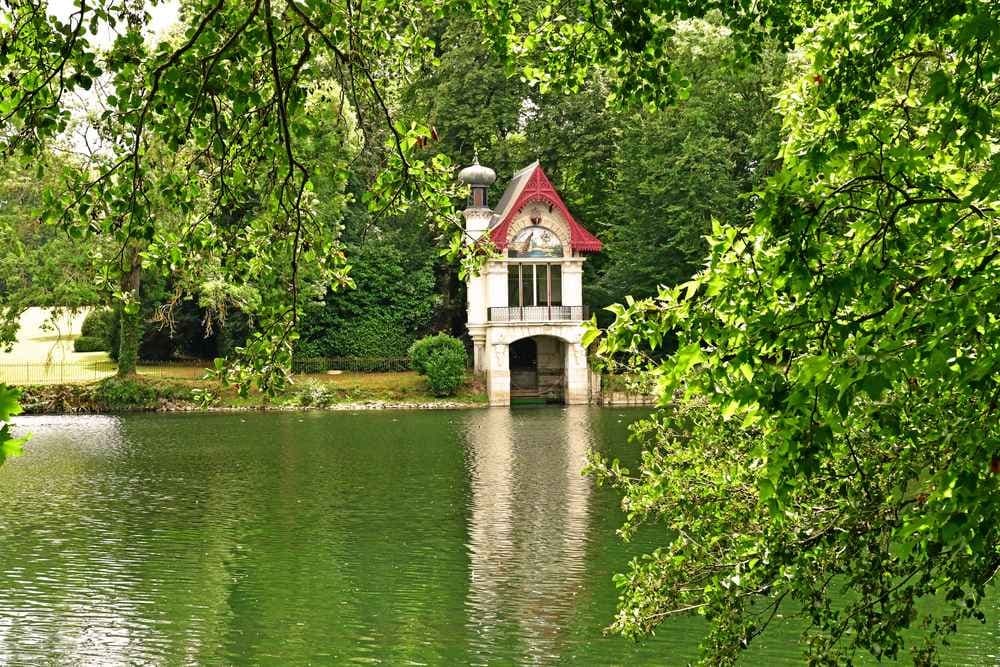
509,335,565,403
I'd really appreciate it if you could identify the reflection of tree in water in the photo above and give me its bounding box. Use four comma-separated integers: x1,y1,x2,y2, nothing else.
0,416,248,664
464,407,592,662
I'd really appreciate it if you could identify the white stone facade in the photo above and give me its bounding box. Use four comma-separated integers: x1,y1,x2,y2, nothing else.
462,162,600,407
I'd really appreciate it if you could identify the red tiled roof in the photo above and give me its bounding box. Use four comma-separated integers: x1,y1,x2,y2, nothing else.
489,163,602,253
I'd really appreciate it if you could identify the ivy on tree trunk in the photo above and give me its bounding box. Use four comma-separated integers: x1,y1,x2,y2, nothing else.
117,245,142,378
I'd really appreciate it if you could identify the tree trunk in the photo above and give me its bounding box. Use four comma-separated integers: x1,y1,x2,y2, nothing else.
116,244,142,378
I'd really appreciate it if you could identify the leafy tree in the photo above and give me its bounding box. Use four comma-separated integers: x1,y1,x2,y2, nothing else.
2,0,459,392
0,157,102,347
593,22,783,310
490,0,1000,663
296,239,439,358
0,385,25,467
401,14,530,175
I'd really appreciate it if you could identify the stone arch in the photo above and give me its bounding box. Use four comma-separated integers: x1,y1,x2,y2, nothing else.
503,327,579,346
509,334,566,401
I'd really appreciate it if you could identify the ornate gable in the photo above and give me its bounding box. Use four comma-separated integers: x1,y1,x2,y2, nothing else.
489,164,602,253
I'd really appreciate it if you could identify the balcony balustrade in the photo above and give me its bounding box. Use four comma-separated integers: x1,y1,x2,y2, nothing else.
487,306,588,322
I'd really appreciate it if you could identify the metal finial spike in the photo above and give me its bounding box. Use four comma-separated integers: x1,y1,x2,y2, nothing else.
473,148,480,165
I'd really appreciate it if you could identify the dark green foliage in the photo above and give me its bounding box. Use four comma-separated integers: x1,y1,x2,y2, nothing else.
80,309,114,341
591,23,784,312
402,16,531,180
409,333,467,396
72,336,106,353
297,241,438,359
104,281,248,364
116,308,142,376
94,377,158,410
422,352,466,397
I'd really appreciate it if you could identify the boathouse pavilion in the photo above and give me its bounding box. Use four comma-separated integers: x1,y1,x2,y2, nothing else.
459,156,602,406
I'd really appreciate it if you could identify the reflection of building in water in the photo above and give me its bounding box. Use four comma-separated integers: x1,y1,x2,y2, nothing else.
464,408,592,661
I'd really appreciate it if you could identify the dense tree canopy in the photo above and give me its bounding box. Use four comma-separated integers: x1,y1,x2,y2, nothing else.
498,0,1000,663
592,21,783,310
0,156,102,346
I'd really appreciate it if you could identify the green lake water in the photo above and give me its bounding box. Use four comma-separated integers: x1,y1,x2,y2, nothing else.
0,408,997,665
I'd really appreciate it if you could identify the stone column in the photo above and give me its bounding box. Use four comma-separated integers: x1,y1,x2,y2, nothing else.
564,341,590,405
589,367,603,404
561,259,585,312
485,260,509,311
487,342,511,407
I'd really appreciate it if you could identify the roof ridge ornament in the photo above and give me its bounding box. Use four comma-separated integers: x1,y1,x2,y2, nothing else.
458,150,497,187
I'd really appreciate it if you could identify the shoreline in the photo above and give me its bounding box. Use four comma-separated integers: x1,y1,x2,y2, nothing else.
11,376,490,416
10,376,653,416
15,396,489,416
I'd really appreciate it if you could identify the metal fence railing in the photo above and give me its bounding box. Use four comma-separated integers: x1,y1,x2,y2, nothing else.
488,305,589,322
292,357,412,374
0,360,212,386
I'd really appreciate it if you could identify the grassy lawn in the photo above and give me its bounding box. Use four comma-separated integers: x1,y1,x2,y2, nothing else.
5,308,486,407
0,308,116,384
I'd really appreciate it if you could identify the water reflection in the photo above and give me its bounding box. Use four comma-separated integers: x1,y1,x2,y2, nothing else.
3,410,996,665
0,415,151,665
465,407,592,662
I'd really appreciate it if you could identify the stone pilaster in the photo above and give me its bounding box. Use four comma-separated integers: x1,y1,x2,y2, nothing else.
564,341,591,405
487,342,510,406
468,326,487,375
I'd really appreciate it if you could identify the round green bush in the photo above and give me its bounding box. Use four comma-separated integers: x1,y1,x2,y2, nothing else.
73,335,107,353
80,309,115,342
409,334,467,397
424,351,466,396
409,333,466,375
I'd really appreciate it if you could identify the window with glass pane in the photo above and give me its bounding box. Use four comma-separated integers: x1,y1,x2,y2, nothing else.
507,265,519,307
550,265,562,306
535,265,548,306
506,263,563,308
521,264,536,306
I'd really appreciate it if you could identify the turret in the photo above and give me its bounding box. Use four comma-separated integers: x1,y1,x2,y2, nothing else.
458,151,496,246
458,151,496,209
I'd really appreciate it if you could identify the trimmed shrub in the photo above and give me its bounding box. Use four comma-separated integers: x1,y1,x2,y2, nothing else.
78,309,114,352
296,241,439,359
409,333,465,374
409,333,467,397
73,335,106,352
424,352,466,396
80,309,115,341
